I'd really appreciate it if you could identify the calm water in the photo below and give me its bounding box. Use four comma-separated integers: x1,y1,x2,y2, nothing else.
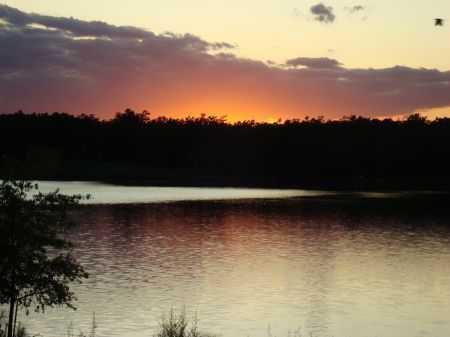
13,182,450,337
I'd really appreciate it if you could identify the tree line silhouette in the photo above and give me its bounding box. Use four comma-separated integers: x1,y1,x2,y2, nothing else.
1,109,450,182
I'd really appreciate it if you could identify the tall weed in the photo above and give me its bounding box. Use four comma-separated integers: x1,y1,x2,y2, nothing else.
154,307,220,337
64,312,97,337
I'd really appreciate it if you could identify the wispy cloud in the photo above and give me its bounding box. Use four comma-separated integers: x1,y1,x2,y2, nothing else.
310,3,335,24
1,6,449,121
345,5,365,14
292,8,301,19
344,5,372,21
285,57,342,69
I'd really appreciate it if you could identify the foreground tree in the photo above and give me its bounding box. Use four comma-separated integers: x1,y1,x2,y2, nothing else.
0,181,90,337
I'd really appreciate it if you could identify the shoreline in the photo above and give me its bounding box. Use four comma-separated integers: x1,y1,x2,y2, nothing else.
4,158,450,192
52,160,450,191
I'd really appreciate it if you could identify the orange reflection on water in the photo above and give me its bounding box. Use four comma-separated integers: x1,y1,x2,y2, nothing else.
35,196,450,337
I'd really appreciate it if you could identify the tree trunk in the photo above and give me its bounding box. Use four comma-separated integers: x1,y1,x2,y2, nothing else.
13,300,19,337
8,297,15,337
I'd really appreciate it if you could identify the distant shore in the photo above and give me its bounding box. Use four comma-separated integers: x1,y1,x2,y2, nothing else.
3,111,450,189
49,159,450,192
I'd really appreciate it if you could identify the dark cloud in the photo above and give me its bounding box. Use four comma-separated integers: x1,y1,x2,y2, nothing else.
0,5,152,39
1,5,449,121
285,57,343,69
0,5,235,50
310,3,335,24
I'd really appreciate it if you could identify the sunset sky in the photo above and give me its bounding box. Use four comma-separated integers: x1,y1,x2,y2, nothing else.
1,1,449,122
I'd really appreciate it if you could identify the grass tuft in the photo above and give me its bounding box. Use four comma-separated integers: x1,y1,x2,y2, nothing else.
64,312,97,337
154,307,221,337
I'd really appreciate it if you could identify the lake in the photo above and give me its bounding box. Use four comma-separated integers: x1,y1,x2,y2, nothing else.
12,181,450,337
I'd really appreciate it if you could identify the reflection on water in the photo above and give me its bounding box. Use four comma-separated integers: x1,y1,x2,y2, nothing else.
14,183,450,337
33,181,331,203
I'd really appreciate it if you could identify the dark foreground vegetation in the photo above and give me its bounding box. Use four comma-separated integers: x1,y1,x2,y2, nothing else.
0,181,90,337
1,307,309,337
1,109,450,187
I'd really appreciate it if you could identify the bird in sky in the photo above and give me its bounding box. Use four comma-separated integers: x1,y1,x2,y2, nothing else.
435,18,444,26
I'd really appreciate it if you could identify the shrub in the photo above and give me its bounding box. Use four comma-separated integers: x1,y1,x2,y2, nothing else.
0,310,28,337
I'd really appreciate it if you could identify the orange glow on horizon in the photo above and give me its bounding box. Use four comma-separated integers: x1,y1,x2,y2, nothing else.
89,71,450,124
99,101,450,124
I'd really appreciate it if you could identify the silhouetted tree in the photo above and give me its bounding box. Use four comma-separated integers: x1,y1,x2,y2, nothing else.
111,108,150,125
0,181,89,337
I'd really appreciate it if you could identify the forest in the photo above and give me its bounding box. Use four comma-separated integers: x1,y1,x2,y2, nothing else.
1,109,450,186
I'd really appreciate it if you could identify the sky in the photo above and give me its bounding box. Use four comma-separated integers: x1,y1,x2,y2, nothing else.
1,1,449,122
